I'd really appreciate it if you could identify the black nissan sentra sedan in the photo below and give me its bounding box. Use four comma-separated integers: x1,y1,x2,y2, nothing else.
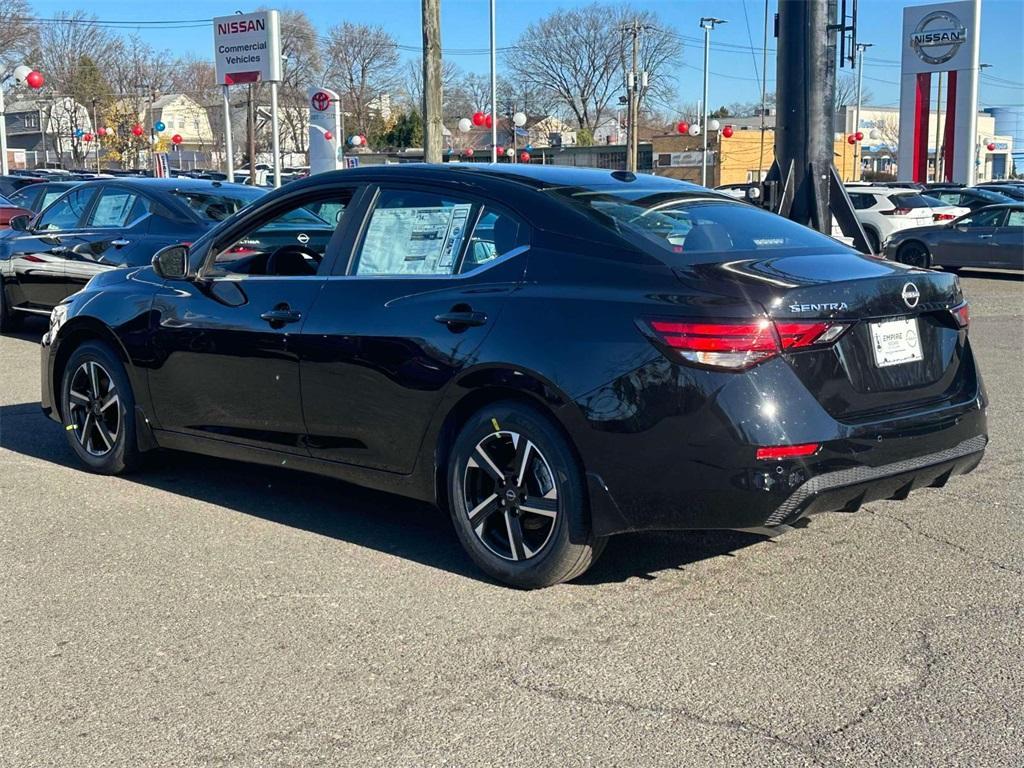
38,165,987,588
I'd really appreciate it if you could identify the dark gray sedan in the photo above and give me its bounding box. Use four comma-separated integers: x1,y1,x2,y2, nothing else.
885,203,1023,271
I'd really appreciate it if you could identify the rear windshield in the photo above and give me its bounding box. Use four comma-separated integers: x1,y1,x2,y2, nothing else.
972,188,1015,203
888,193,932,208
172,188,267,222
548,188,848,260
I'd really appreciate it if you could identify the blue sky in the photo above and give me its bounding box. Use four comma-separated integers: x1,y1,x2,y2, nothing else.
30,0,1024,110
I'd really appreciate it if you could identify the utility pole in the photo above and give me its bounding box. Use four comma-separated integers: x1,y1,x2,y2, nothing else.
757,0,770,181
853,42,872,183
422,0,443,163
247,84,257,185
489,0,498,163
700,17,726,187
622,20,641,172
92,98,100,174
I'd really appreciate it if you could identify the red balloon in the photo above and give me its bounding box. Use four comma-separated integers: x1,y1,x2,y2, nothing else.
171,134,183,145
83,133,93,142
484,114,493,129
324,131,333,141
472,112,484,126
847,134,857,145
26,70,44,89
97,127,106,137
495,145,504,157
722,125,734,138
676,121,689,135
464,147,474,157
855,131,864,141
986,142,996,151
519,151,530,163
131,124,144,137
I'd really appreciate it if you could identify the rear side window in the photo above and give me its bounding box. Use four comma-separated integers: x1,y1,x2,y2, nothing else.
462,207,529,274
550,189,848,260
88,189,145,227
1007,210,1024,227
353,189,475,276
36,187,96,231
849,193,874,210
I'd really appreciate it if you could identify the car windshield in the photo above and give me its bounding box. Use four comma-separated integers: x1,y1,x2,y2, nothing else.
547,188,849,261
172,188,268,222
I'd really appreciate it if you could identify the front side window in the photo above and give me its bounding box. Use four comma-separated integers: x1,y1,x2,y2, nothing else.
353,189,475,276
36,187,96,231
958,208,1006,228
210,190,353,277
550,188,848,261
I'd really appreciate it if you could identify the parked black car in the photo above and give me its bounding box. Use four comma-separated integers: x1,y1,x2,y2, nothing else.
4,180,81,213
974,183,1024,202
885,203,1024,271
38,165,988,588
0,179,275,326
0,174,47,197
927,185,1015,211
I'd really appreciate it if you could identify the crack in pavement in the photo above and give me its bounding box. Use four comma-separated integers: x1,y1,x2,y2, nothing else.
865,505,1023,577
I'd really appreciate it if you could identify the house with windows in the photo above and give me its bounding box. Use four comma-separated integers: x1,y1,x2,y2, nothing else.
3,97,93,168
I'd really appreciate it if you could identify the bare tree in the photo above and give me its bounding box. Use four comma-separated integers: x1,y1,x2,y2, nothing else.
507,4,680,133
323,22,401,134
835,74,870,109
402,58,460,116
0,0,36,72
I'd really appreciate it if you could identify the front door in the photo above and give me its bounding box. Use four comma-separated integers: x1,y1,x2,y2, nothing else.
2,185,97,310
148,185,360,454
937,207,1006,268
299,184,531,473
992,209,1024,270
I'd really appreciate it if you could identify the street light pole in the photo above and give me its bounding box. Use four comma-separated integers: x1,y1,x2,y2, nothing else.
489,0,498,163
700,17,726,187
853,42,872,183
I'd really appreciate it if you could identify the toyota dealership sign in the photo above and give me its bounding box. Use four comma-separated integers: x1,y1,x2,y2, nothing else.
213,10,282,84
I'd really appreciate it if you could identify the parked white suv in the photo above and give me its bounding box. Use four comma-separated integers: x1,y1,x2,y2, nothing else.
845,186,936,253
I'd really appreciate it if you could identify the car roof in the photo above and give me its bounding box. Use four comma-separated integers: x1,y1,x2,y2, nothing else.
289,163,708,194
80,177,258,193
846,185,919,194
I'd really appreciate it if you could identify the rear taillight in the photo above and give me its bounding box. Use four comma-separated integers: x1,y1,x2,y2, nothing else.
933,213,956,221
646,318,850,371
881,207,913,216
951,302,970,329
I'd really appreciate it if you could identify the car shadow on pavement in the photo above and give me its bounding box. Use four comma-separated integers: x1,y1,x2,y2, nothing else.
957,269,1022,282
0,400,768,587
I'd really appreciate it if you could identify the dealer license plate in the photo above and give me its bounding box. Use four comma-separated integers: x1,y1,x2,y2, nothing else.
870,317,923,368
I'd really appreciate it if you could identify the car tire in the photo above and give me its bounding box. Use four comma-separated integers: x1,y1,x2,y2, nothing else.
0,278,22,333
897,241,931,268
60,340,141,475
865,229,881,254
447,400,606,589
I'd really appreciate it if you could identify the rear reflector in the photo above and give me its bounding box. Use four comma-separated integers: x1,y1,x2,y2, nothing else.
647,318,850,370
756,443,819,460
951,302,970,329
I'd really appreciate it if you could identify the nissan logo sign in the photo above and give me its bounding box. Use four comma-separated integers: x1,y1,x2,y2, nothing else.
910,10,967,65
297,233,310,244
902,282,921,308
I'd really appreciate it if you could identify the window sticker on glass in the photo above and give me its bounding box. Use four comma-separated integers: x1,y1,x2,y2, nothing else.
359,203,473,275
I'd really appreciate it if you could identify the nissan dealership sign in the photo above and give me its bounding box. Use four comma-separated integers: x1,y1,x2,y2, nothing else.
901,1,977,74
213,10,282,84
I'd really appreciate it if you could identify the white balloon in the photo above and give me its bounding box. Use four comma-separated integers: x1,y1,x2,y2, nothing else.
12,65,32,84
689,124,701,136
869,129,881,140
458,118,472,133
349,135,360,147
505,147,514,157
513,111,527,127
708,119,720,131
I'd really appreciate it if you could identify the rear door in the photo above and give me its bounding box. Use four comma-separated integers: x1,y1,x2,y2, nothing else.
298,183,530,472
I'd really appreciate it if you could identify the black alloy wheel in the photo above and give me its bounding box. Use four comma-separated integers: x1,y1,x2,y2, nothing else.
897,241,931,268
448,401,606,588
61,341,140,474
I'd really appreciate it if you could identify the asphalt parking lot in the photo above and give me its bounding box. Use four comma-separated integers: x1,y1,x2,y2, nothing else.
1,271,1021,767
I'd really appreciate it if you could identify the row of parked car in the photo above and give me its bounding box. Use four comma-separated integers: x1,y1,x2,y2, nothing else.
844,180,1023,271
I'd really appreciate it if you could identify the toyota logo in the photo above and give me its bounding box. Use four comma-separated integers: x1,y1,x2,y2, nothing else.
902,282,921,308
311,91,331,112
297,233,310,244
910,10,967,65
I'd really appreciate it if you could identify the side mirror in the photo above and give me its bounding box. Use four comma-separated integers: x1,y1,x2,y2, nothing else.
8,214,30,232
152,244,190,280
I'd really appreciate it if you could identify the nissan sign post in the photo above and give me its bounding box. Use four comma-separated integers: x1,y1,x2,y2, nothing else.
213,10,283,187
897,1,982,185
308,88,341,175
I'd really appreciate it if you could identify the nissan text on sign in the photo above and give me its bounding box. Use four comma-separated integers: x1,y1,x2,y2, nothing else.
213,10,282,85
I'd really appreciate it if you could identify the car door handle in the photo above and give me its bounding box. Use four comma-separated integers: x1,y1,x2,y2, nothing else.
111,239,130,247
49,246,68,254
260,308,303,325
434,310,488,327
978,234,993,239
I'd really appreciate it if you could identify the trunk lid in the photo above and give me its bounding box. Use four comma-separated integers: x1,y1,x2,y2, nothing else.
675,252,973,420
